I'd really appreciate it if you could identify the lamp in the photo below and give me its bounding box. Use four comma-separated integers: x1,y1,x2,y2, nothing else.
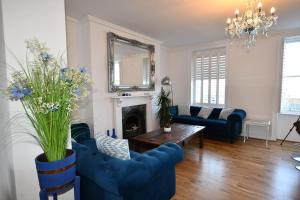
161,76,174,106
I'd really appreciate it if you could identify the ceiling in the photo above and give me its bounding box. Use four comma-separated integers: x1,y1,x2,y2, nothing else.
65,0,300,47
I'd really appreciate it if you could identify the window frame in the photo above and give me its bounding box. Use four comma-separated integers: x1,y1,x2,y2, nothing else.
191,46,227,107
279,36,300,115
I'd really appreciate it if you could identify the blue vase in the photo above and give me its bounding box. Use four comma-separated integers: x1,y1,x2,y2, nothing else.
112,129,117,139
35,149,77,196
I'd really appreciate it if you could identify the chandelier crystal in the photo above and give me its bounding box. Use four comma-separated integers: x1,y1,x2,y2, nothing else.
225,0,278,47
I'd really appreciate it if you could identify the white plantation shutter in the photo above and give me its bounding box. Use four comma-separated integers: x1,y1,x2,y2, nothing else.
192,47,226,106
280,36,300,114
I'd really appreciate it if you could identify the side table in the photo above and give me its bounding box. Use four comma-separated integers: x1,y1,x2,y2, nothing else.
244,120,271,148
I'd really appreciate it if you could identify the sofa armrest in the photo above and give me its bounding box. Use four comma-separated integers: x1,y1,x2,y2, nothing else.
79,138,98,151
170,105,178,116
227,109,246,142
227,109,246,122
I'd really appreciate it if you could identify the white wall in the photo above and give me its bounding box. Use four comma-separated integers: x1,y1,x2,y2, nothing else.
0,0,16,199
1,0,72,199
66,16,168,136
168,30,300,142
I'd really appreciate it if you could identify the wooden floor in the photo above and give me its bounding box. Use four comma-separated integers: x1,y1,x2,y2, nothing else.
172,137,300,200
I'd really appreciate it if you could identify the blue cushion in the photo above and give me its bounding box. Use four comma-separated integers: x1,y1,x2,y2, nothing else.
208,108,222,119
190,106,201,117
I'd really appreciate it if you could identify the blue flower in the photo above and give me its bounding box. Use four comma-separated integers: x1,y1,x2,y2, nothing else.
79,67,87,73
11,87,24,100
50,104,58,112
40,52,51,62
23,87,32,96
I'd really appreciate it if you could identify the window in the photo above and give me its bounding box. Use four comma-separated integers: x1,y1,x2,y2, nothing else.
280,36,300,114
192,47,226,106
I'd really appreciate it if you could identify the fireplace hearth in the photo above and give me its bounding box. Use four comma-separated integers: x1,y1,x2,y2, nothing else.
122,104,146,139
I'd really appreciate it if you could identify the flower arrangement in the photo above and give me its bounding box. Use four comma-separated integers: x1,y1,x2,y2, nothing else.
6,39,91,162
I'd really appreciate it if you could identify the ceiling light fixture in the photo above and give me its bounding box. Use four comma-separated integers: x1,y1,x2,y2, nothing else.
225,0,278,48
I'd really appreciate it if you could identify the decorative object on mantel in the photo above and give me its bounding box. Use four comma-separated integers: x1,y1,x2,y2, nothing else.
156,87,172,132
161,76,174,106
225,0,278,48
4,39,91,200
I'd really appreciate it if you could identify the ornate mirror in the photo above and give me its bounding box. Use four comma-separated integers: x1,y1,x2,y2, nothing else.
107,32,155,92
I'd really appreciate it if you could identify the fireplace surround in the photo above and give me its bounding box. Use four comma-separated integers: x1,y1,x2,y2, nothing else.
111,94,153,139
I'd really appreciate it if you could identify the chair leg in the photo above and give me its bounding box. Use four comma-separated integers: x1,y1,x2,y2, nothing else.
74,176,80,200
39,189,48,200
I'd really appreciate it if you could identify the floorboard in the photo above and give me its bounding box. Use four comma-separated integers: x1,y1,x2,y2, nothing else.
172,137,300,200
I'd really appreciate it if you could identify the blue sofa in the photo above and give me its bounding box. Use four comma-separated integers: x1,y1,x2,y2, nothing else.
170,106,246,143
71,123,184,200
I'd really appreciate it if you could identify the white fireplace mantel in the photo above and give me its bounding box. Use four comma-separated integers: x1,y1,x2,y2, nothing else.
111,95,154,138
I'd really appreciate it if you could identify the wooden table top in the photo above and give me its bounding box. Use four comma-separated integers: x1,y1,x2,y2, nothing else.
131,123,205,146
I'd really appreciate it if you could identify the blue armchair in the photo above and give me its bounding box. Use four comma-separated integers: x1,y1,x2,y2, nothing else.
71,123,184,200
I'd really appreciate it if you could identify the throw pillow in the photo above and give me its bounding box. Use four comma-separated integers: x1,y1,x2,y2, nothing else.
219,108,235,120
179,105,190,116
95,135,131,160
198,107,213,119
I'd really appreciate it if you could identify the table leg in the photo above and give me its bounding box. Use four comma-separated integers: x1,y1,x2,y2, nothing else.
266,125,270,148
243,124,246,142
199,131,203,148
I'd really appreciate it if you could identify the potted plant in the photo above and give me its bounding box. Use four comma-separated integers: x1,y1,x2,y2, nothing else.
157,87,172,132
6,39,90,196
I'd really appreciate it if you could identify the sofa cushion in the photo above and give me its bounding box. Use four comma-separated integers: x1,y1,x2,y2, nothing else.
208,108,222,119
172,115,200,125
219,108,235,120
178,105,190,116
198,107,213,119
190,106,201,117
96,135,131,160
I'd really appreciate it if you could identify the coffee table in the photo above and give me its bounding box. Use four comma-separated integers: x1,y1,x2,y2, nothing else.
130,123,205,152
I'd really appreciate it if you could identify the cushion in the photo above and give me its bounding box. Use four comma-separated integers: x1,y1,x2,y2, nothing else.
208,108,222,119
95,135,131,160
198,107,213,119
178,105,190,116
190,106,201,117
219,108,235,120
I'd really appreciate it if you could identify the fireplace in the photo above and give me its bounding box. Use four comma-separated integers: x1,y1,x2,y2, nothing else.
122,104,146,139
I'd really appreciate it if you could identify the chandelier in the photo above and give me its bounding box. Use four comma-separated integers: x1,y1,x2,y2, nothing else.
225,0,278,47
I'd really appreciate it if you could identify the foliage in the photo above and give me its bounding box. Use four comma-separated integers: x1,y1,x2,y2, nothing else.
156,87,172,128
6,38,91,162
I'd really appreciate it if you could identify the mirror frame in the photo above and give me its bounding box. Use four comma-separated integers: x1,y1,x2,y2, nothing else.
107,32,155,92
